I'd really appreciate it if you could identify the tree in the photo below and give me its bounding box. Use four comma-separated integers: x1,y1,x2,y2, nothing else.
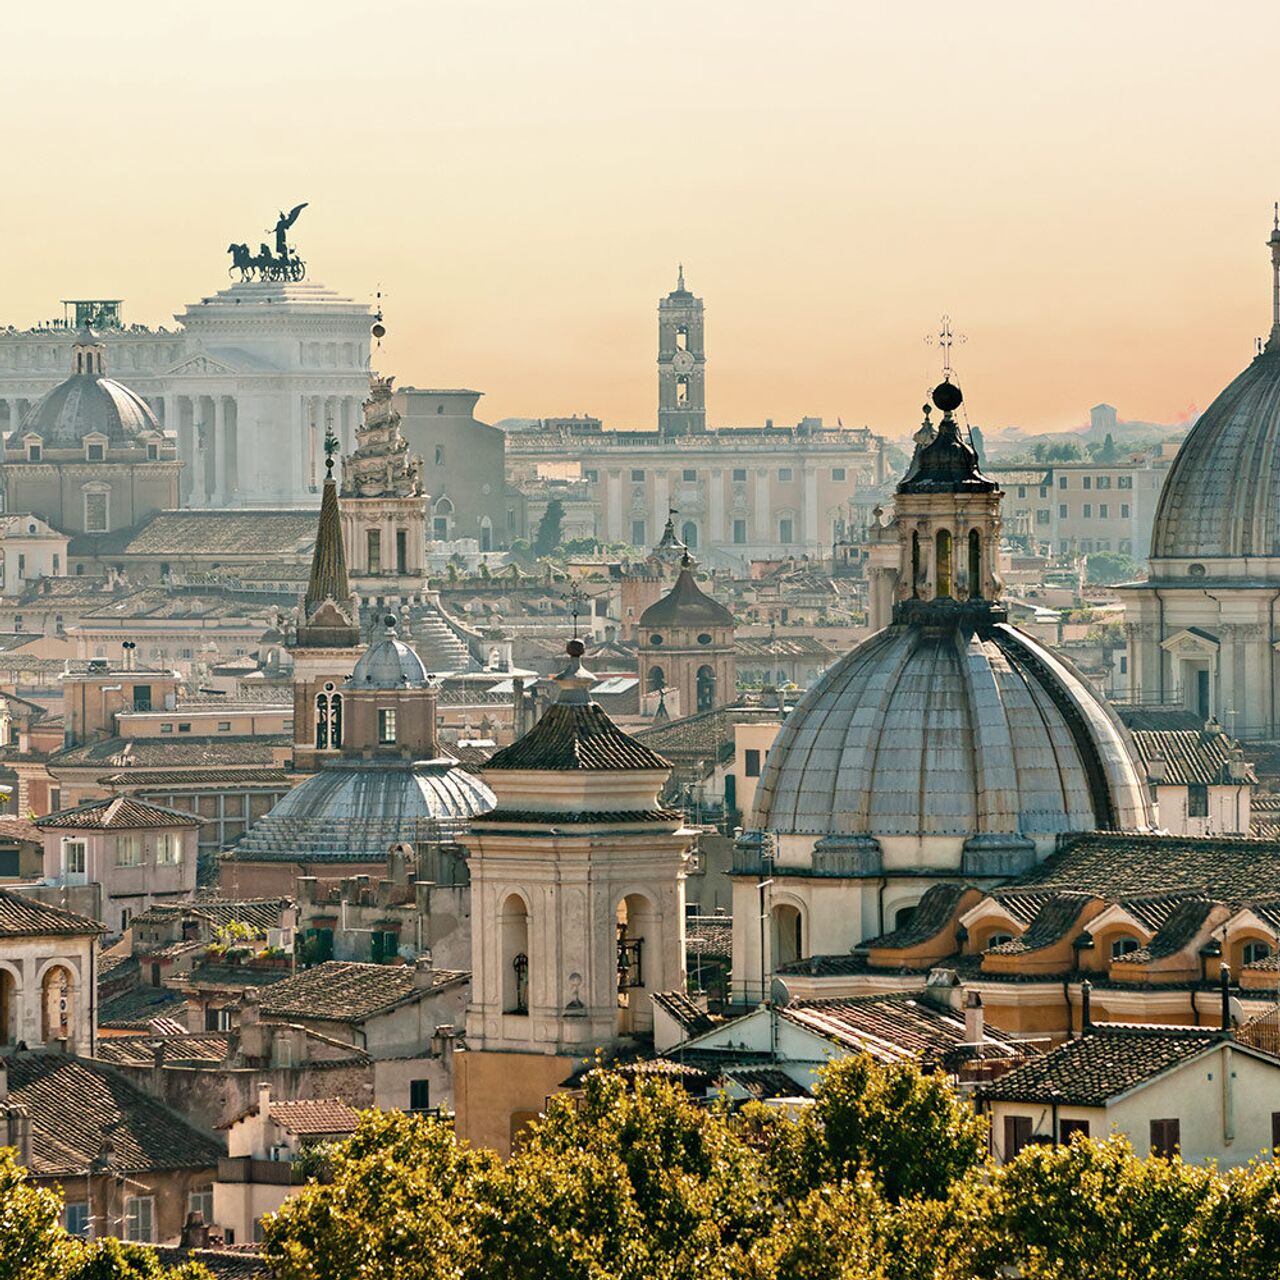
1093,431,1121,463
1086,550,1142,585
534,500,566,558
0,1148,83,1280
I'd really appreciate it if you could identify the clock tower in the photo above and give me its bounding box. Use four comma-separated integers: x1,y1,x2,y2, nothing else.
657,266,706,436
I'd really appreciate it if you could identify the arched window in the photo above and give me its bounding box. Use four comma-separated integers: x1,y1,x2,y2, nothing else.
968,529,982,599
315,685,343,750
696,664,717,711
0,969,16,1045
1111,936,1141,959
501,895,529,1014
911,530,921,598
479,516,493,553
935,529,953,599
41,965,73,1044
1242,940,1272,966
648,665,666,693
771,904,803,969
682,521,699,550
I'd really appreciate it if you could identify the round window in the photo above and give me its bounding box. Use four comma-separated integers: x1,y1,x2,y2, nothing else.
649,634,664,646
697,633,713,645
1188,563,1206,577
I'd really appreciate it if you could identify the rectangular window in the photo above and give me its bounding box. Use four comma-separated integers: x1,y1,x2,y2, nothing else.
1118,475,1133,489
178,723,191,733
682,468,697,482
125,1196,154,1243
1150,1118,1181,1159
433,516,449,540
733,519,747,545
1097,475,1112,489
584,469,598,483
115,835,142,867
160,723,173,734
218,721,231,732
778,518,794,543
1083,504,1092,518
631,519,646,546
1121,503,1131,519
16,555,25,579
1059,1118,1090,1142
1059,504,1068,519
778,467,793,482
189,1189,213,1224
176,649,193,661
744,748,762,778
367,529,382,574
63,841,86,877
832,467,846,481
410,1079,431,1112
396,529,408,574
147,443,159,461
378,708,397,744
133,686,151,712
86,443,104,462
49,788,61,812
732,468,747,482
1099,504,1108,519
52,554,60,573
630,469,645,482
155,833,176,865
1188,784,1209,817
65,1202,90,1238
1082,476,1091,490
1058,475,1068,489
1004,1115,1033,1160
84,492,108,533
27,444,41,462
1037,510,1050,526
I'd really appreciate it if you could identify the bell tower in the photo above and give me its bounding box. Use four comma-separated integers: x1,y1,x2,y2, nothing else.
657,266,706,436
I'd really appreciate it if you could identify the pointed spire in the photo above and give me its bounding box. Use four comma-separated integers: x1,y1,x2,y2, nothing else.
1268,205,1280,348
304,456,352,619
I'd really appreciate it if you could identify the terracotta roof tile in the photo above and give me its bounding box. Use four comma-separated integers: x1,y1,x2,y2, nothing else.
267,1098,360,1136
485,701,669,772
0,888,103,937
259,961,466,1024
35,796,202,830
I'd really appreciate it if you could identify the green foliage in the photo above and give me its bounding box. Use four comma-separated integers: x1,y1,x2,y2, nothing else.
1087,549,1142,585
533,499,566,558
64,1240,211,1280
0,1148,82,1280
1033,440,1087,462
1092,431,1121,463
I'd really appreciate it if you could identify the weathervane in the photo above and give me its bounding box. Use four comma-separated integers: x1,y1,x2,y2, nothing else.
563,581,588,640
926,314,966,381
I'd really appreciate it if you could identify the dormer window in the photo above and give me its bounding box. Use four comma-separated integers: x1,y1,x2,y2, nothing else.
147,442,159,461
24,435,42,462
85,434,106,463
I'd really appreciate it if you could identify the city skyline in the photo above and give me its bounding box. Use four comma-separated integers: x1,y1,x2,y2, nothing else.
6,0,1278,435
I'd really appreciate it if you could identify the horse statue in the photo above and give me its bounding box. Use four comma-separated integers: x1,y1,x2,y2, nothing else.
226,243,255,281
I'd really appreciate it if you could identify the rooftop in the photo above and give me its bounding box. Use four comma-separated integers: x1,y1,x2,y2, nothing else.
0,888,103,938
35,796,202,831
258,961,466,1024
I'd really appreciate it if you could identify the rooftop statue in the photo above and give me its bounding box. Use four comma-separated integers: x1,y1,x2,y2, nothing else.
227,202,308,283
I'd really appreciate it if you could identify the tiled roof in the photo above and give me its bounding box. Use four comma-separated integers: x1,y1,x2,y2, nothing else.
783,994,1027,1067
1130,729,1255,786
1118,898,1215,964
1012,833,1280,902
267,1098,360,1136
1114,706,1205,732
485,701,669,772
51,735,289,770
639,564,735,628
131,898,292,934
723,1067,810,1098
686,915,732,958
3,1053,223,1176
100,768,294,788
987,893,1095,956
476,808,682,826
0,888,102,938
147,1248,265,1280
652,991,717,1037
258,961,466,1024
634,704,782,761
0,816,46,844
98,985,190,1031
865,882,972,949
94,1034,231,1068
35,796,202,830
977,1028,1225,1106
736,636,839,659
117,510,319,557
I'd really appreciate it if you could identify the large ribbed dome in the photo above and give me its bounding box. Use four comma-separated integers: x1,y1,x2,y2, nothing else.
1151,344,1280,562
752,621,1152,840
14,329,159,449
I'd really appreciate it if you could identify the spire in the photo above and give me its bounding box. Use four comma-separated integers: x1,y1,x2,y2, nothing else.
677,263,685,292
897,381,995,495
304,435,352,618
1268,205,1280,348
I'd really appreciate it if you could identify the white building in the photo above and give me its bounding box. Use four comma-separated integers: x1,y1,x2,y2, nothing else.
0,269,372,509
0,514,68,595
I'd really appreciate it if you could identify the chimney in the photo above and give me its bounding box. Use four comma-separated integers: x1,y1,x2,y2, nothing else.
1080,980,1092,1034
258,1080,271,1119
1220,962,1232,1034
180,1210,210,1250
413,955,435,989
963,991,984,1045
431,1024,456,1066
1145,756,1167,785
5,1104,30,1167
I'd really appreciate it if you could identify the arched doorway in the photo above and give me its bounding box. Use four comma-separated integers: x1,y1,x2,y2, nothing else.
501,894,529,1015
41,965,74,1045
771,903,804,970
681,521,699,551
696,664,717,712
616,894,655,1036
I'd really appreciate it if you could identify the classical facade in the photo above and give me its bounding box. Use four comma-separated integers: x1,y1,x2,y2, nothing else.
0,256,373,508
3,328,178,544
340,377,427,591
734,378,1153,1002
456,640,692,1155
1118,217,1280,740
504,273,888,568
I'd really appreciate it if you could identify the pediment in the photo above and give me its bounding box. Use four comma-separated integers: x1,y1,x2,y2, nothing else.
1160,627,1219,657
164,353,240,377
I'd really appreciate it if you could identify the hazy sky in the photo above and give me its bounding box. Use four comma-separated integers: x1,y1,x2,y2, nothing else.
5,1,1278,436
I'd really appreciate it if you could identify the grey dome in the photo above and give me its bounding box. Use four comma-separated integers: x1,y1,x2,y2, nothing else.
1151,345,1280,561
348,618,428,688
234,759,495,862
752,622,1152,840
17,375,159,449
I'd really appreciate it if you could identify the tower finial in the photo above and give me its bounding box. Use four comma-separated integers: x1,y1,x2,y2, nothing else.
677,263,685,291
1268,207,1280,345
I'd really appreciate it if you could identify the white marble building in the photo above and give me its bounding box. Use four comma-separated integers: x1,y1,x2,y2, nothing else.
0,279,372,508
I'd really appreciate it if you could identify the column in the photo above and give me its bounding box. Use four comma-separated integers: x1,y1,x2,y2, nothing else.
212,396,228,504
190,395,208,506
708,470,725,547
5,399,19,435
754,469,771,546
653,471,669,543
289,392,306,500
803,466,819,549
605,471,622,542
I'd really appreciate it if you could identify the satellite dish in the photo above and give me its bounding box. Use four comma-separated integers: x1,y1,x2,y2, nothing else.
769,977,792,1009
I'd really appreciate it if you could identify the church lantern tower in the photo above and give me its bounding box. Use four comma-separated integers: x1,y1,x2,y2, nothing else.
291,435,365,772
339,375,427,598
456,638,693,1155
657,267,706,436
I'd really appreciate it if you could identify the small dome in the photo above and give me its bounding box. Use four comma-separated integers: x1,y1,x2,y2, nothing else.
752,621,1152,841
1151,344,1280,561
347,615,428,688
639,561,734,629
14,334,159,449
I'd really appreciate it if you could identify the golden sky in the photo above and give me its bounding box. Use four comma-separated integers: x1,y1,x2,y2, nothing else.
5,0,1277,436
